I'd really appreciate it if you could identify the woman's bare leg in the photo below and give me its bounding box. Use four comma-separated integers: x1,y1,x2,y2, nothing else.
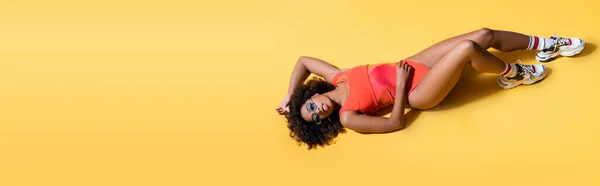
406,28,532,67
408,40,541,109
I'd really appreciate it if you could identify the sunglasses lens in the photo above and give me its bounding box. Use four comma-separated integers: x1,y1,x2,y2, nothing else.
312,114,321,124
308,102,317,112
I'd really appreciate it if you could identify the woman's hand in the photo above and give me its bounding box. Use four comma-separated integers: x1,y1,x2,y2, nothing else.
276,94,291,115
396,61,413,86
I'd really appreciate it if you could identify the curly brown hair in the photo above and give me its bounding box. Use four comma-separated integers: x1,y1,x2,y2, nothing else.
285,77,346,150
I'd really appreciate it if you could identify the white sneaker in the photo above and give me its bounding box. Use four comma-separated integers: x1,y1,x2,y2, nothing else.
497,60,548,89
536,34,586,62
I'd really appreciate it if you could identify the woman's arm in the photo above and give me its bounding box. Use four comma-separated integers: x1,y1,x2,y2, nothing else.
339,62,412,133
277,56,341,115
340,84,407,133
286,56,341,95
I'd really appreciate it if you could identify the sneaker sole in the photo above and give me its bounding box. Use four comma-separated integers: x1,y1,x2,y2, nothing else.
497,69,548,89
536,40,586,62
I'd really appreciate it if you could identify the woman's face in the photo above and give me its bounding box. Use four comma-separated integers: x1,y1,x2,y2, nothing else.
300,94,334,124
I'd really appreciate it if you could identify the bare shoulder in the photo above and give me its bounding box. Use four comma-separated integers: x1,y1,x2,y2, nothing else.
339,110,358,127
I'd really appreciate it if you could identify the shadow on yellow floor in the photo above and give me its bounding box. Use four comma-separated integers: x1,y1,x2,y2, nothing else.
571,43,597,60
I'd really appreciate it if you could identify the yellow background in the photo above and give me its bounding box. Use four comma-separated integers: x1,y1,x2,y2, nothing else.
1,0,599,185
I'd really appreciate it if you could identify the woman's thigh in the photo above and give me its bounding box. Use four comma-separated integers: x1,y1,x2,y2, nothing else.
405,28,493,68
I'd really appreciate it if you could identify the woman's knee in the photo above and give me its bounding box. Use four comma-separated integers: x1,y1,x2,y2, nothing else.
476,28,493,37
454,39,479,52
464,27,494,48
475,27,495,47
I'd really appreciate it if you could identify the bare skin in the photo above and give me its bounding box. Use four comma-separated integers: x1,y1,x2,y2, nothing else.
405,28,531,109
277,28,532,133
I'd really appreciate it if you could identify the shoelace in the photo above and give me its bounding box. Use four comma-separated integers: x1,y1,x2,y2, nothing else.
516,59,534,77
551,34,571,47
556,37,571,46
547,34,570,52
